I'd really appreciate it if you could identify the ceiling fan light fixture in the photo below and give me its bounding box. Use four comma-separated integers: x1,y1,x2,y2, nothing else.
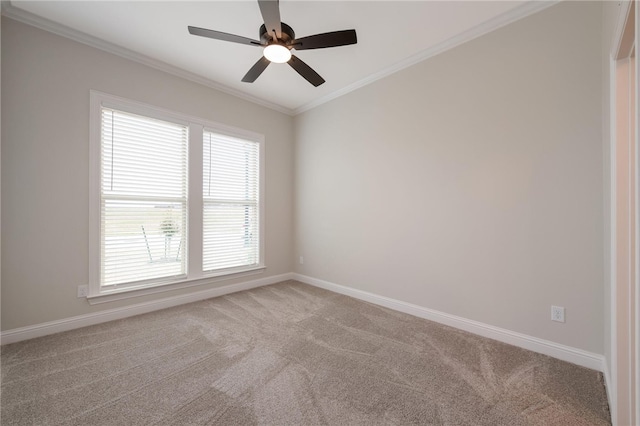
263,44,291,63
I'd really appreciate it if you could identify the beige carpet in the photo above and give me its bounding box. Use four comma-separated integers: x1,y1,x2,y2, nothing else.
1,280,610,425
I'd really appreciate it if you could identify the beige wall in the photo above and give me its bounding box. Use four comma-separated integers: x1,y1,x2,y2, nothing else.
294,1,604,353
1,17,294,330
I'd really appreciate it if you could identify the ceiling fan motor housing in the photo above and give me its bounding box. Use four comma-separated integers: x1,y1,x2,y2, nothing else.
260,23,295,46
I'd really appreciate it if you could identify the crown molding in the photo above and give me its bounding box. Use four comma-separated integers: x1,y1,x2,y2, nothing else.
0,1,295,116
2,0,558,117
293,0,559,115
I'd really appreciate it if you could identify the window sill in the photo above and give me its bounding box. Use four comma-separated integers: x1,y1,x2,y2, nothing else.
86,266,266,305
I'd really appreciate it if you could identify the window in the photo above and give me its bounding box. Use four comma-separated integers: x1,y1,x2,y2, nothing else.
100,109,188,287
90,92,264,299
203,131,260,272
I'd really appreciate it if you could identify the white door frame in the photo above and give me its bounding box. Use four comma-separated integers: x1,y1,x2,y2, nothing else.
609,1,638,425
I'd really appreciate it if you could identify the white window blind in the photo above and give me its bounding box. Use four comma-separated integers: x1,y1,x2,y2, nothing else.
100,108,188,287
203,131,259,272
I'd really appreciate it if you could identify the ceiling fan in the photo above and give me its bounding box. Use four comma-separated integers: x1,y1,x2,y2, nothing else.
187,0,357,87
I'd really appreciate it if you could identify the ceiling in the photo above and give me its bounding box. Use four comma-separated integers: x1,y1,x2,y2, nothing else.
4,1,551,114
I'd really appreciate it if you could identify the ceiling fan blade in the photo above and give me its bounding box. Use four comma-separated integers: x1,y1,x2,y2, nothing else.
288,55,325,87
292,29,357,50
188,26,262,47
242,56,271,83
258,0,282,39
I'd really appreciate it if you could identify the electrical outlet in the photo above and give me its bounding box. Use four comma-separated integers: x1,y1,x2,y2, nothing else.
299,256,304,265
77,285,88,298
551,305,565,323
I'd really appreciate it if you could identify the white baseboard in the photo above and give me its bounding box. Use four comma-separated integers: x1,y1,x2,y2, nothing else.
1,271,607,374
293,273,605,372
1,272,294,345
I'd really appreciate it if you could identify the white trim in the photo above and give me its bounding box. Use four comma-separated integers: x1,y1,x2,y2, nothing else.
609,53,619,426
1,272,607,371
612,1,634,61
87,266,267,305
292,0,559,115
609,2,639,421
188,122,205,283
0,2,293,116
88,91,101,297
89,91,265,142
293,274,605,372
89,90,266,299
634,4,639,422
2,1,556,117
0,273,294,345
604,360,615,421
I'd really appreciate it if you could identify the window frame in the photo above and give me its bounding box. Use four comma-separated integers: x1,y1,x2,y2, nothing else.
89,91,265,303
